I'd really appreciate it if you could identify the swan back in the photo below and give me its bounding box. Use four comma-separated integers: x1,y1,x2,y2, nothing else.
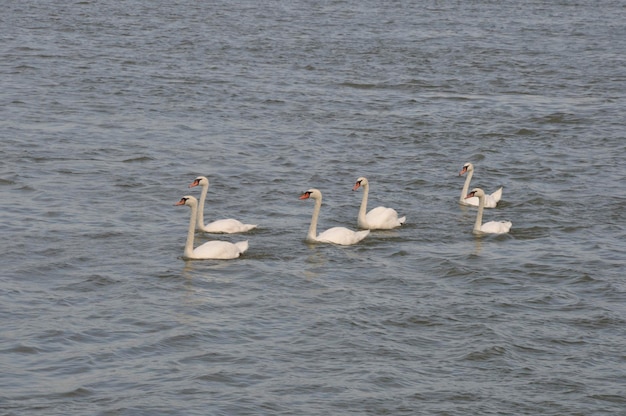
192,240,248,259
201,219,257,234
480,221,512,234
365,207,406,229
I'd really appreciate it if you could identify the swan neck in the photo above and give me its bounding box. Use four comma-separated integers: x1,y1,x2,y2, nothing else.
474,194,485,232
461,169,473,202
196,182,208,229
185,202,197,258
307,196,322,241
358,183,369,224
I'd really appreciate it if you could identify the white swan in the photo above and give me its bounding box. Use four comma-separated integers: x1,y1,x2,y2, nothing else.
352,177,406,229
189,176,257,233
299,189,370,245
175,195,249,259
459,162,502,208
465,188,512,235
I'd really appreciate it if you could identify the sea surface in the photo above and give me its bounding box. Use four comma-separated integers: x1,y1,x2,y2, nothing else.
1,1,625,415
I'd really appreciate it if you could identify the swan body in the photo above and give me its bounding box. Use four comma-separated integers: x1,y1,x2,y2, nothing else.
299,189,369,245
459,163,502,208
189,176,257,233
465,188,512,235
353,177,405,230
175,196,249,259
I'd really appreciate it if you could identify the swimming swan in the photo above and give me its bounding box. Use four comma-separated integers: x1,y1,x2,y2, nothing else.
459,163,502,208
189,176,257,233
465,188,512,235
299,189,369,245
175,195,249,259
352,177,405,229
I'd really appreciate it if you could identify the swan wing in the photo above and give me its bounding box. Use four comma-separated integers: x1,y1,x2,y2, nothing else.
479,188,503,208
480,221,512,234
364,206,405,229
201,218,257,234
317,227,370,245
192,240,247,259
489,187,503,203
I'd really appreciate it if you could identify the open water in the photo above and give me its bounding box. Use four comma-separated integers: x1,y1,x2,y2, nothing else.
1,1,625,415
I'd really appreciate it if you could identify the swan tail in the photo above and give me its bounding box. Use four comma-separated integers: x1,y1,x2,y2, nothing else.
355,230,370,242
235,240,249,254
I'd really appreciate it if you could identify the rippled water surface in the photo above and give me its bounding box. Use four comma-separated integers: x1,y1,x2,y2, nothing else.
1,1,625,414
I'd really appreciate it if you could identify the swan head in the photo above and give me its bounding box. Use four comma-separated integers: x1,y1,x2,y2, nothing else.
299,188,322,200
189,176,209,188
175,195,199,207
465,188,485,199
352,177,368,191
459,162,474,176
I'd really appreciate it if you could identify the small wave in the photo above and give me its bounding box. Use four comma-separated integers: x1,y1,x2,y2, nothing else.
59,387,93,398
122,156,155,163
462,345,507,361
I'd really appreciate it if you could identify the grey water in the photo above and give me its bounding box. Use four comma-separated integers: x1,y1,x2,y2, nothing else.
1,1,625,414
